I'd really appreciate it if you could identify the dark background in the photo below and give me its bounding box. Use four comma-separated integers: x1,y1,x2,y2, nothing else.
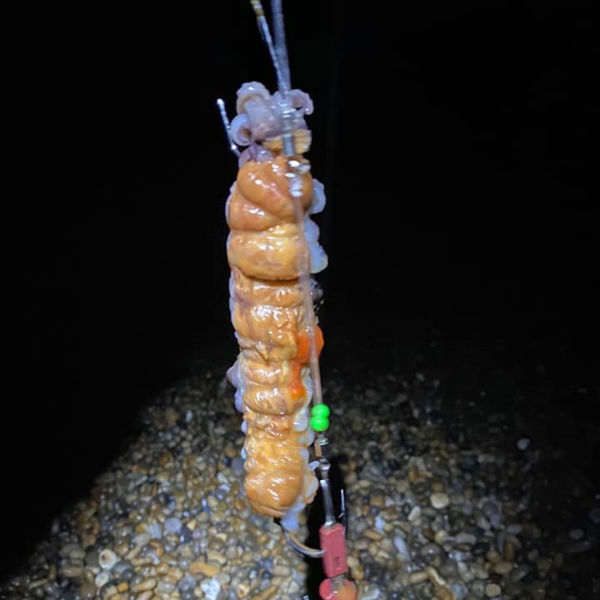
9,0,598,578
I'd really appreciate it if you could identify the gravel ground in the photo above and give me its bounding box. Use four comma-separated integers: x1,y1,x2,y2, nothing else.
1,339,598,600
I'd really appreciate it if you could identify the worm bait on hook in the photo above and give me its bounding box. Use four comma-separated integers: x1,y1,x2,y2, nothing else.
217,2,358,598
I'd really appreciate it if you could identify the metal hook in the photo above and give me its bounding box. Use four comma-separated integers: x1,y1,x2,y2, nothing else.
216,99,240,158
276,458,349,558
274,518,324,558
339,488,347,532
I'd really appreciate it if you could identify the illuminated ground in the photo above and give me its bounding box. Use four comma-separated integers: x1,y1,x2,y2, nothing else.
2,329,598,599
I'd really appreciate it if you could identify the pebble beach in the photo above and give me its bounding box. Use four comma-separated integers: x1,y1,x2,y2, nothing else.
2,343,598,600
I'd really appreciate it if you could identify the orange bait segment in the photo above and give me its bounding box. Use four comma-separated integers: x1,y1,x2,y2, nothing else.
288,361,305,401
296,326,324,364
289,326,324,399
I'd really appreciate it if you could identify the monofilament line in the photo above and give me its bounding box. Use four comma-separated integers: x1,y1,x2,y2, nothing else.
249,0,327,455
270,0,291,91
249,0,287,92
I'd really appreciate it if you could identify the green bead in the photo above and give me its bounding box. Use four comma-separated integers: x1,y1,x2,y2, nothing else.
310,416,329,432
311,404,330,419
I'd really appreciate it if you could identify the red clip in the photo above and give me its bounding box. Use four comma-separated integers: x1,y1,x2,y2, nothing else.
319,578,336,600
319,523,348,578
319,578,358,600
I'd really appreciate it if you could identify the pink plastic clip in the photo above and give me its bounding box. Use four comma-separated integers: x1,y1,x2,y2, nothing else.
319,523,348,578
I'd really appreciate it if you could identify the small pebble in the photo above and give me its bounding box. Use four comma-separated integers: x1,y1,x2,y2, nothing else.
79,582,96,600
485,583,502,597
393,535,411,562
200,577,221,600
165,517,182,534
94,571,109,588
430,493,450,510
493,561,513,575
189,560,220,577
568,528,583,540
146,523,162,540
408,506,421,522
98,549,118,570
131,578,156,593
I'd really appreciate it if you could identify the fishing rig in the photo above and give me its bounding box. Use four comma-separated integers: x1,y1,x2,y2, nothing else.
217,2,358,599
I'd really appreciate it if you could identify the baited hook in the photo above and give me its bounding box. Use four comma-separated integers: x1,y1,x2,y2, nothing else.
275,518,324,559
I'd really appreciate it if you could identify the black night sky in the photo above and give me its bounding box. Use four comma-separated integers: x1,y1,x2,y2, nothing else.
9,0,599,580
